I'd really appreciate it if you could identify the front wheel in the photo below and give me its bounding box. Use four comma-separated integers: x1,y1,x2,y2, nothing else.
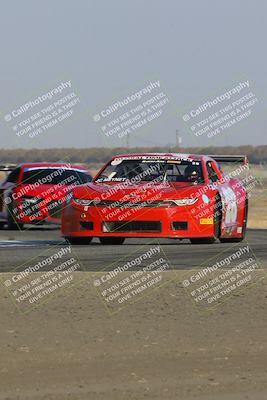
99,237,125,245
190,195,222,245
7,206,23,230
65,237,93,245
190,237,216,244
220,237,244,243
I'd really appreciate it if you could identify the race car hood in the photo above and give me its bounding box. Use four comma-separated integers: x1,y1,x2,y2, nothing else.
72,181,206,202
13,184,72,201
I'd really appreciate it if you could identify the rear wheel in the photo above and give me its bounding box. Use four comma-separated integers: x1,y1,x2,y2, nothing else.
99,237,125,245
65,237,93,245
190,195,222,245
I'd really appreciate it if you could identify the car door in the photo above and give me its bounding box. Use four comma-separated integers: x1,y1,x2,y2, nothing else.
207,161,239,231
0,167,21,219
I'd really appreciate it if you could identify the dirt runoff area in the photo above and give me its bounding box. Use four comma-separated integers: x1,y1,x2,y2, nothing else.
1,269,267,400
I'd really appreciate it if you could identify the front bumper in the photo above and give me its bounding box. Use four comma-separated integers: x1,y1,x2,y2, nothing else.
62,203,215,238
13,198,63,224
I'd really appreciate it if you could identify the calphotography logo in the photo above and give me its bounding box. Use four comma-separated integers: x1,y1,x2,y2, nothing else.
180,79,260,143
91,242,173,314
91,79,171,146
182,242,265,311
1,243,85,313
1,79,83,145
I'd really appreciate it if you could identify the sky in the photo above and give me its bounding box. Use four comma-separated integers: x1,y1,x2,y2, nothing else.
0,0,266,149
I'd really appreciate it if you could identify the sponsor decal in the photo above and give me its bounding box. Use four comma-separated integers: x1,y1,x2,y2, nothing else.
221,187,238,224
200,218,214,225
111,158,123,166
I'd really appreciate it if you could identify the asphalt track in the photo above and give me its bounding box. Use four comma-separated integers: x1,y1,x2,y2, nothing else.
0,227,266,271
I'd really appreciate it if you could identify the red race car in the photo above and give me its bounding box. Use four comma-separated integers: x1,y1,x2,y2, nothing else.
0,162,92,229
61,153,248,245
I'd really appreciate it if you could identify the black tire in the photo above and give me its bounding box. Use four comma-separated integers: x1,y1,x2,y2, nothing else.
220,199,248,243
65,236,93,245
220,237,244,243
0,222,5,229
7,206,23,230
190,237,216,245
190,194,222,245
99,237,125,245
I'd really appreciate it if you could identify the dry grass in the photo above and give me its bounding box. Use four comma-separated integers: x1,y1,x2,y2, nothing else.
248,187,267,228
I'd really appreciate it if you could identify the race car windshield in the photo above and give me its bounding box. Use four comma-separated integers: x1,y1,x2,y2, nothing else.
95,159,203,184
22,168,92,185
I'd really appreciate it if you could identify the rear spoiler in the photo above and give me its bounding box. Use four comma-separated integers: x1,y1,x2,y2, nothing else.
0,164,17,171
0,164,17,178
208,155,248,164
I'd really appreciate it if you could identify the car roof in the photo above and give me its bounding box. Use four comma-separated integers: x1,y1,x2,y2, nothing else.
111,153,213,162
18,162,88,170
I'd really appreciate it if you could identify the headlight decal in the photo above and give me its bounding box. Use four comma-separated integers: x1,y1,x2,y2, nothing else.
173,198,198,206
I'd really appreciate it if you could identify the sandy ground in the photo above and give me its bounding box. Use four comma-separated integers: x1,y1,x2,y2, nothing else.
0,226,267,400
247,193,267,229
1,271,267,400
